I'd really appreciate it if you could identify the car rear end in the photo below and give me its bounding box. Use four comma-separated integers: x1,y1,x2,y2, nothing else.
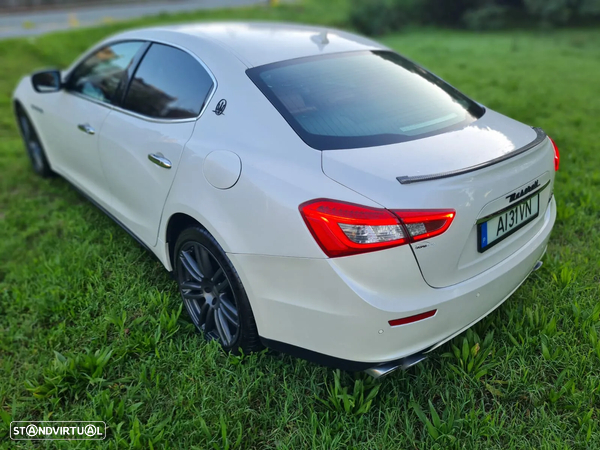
319,110,558,290
243,48,558,372
309,131,557,365
236,187,555,372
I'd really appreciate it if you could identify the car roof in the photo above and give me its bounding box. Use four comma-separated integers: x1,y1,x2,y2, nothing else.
120,21,387,68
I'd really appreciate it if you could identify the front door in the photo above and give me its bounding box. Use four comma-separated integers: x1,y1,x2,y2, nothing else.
43,92,112,206
45,41,146,208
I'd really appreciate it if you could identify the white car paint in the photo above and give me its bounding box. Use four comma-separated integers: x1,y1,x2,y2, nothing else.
322,112,555,287
98,113,197,245
12,22,557,370
203,151,243,189
32,92,114,210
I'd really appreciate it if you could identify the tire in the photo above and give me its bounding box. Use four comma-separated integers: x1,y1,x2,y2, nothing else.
173,226,261,354
16,106,54,178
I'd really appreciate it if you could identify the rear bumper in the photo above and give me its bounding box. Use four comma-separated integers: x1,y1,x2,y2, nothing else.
228,196,556,368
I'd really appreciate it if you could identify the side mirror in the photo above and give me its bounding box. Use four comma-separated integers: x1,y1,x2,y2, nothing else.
31,70,62,93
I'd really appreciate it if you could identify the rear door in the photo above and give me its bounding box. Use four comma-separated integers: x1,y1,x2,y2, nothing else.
98,42,216,246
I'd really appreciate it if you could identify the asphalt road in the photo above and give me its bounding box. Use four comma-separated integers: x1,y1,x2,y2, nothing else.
0,0,268,39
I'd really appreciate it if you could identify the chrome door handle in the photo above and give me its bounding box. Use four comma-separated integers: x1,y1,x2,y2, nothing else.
148,153,172,169
77,123,95,135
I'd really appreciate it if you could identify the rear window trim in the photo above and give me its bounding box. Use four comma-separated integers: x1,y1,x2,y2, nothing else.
246,50,485,151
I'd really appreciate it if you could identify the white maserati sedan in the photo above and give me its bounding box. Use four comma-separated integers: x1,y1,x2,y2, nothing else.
13,22,558,377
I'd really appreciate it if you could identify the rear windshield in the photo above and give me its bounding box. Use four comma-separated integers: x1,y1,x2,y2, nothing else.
247,51,484,150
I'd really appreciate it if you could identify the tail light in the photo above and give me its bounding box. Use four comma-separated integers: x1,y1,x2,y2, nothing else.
391,210,456,242
300,199,455,257
299,199,407,257
550,137,560,171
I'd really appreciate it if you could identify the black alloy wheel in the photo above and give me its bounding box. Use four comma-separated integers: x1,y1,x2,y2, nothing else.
174,226,261,353
16,107,53,177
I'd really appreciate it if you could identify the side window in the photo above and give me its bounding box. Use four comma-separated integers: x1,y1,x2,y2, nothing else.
122,43,214,119
68,41,144,104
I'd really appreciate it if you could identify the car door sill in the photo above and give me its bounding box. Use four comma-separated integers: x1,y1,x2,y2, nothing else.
67,180,156,258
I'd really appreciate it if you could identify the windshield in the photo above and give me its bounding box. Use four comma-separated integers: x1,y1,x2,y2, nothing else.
247,51,484,150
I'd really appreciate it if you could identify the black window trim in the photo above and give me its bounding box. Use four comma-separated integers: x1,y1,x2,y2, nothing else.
64,39,148,108
64,38,218,124
117,42,217,122
112,41,152,107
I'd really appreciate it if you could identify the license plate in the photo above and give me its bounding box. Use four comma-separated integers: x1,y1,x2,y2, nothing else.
478,194,540,252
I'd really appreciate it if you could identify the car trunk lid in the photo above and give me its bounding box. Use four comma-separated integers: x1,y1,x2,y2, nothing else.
321,110,555,287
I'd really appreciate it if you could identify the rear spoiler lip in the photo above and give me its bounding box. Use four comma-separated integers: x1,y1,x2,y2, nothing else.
396,127,547,185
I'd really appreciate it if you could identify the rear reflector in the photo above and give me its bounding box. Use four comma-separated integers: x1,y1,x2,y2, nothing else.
300,199,455,258
549,137,560,171
389,309,437,327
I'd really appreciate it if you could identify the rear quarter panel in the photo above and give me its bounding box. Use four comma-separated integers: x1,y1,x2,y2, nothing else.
158,48,378,265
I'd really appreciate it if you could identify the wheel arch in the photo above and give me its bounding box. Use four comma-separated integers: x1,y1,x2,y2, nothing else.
12,77,36,122
12,99,26,132
13,99,32,132
165,212,206,270
13,98,24,115
13,98,46,151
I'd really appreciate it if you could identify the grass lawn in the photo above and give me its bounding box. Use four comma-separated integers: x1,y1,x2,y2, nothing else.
1,1,600,448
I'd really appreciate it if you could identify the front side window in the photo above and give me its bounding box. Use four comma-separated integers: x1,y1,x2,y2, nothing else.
122,43,214,119
247,51,485,150
68,41,144,104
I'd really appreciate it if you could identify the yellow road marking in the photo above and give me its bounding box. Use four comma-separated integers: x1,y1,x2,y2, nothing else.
68,13,79,27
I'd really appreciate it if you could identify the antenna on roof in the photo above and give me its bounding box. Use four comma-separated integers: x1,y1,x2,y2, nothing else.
311,31,329,50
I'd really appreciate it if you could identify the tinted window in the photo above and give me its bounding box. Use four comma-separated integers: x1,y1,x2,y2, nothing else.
68,41,144,104
247,51,485,150
122,43,214,119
